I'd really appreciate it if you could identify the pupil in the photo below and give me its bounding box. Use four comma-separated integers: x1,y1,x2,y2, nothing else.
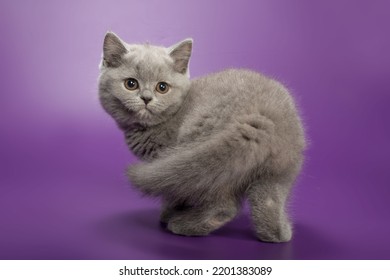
128,80,135,87
160,83,166,90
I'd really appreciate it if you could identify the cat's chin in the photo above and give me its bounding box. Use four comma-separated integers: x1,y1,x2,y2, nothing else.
134,108,164,126
138,107,156,117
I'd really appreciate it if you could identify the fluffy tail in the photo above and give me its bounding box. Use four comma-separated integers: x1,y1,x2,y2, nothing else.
127,115,275,204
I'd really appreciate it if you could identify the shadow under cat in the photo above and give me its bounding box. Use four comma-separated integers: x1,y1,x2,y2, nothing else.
95,208,344,260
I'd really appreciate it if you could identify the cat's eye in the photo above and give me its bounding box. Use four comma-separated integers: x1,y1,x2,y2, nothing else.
156,82,170,94
124,78,139,91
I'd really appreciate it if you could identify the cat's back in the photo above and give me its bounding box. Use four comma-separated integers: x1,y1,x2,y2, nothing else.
175,69,306,174
189,69,296,117
179,69,304,142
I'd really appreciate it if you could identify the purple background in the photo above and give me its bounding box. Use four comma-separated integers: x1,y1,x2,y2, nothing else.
1,0,389,259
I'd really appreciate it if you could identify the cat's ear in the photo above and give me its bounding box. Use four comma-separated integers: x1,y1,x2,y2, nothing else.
102,32,128,68
168,38,193,76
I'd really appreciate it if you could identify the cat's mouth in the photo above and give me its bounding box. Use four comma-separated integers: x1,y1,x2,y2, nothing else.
122,101,155,116
136,106,156,118
141,105,154,114
121,100,161,123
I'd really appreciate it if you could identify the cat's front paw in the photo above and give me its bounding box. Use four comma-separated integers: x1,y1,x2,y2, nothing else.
167,217,213,237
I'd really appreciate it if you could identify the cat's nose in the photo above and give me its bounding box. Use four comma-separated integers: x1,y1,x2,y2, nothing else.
141,95,152,105
140,91,153,105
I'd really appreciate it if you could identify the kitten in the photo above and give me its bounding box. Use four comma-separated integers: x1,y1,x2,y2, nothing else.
98,32,306,242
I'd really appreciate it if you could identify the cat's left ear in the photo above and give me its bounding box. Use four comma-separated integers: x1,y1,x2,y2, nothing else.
168,38,193,76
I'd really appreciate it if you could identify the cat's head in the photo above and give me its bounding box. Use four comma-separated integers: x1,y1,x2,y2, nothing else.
99,32,192,127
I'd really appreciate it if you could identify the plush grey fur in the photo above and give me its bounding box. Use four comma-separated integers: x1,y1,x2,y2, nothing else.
98,32,306,242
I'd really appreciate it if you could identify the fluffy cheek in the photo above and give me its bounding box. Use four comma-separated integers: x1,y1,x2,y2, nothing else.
120,96,144,112
105,79,136,108
156,89,186,116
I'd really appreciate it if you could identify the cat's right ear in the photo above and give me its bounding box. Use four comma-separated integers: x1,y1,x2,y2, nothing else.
102,32,127,68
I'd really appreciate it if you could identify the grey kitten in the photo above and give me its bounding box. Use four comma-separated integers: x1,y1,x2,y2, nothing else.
98,32,305,243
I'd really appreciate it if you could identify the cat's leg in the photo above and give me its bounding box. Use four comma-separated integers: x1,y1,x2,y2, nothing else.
160,199,189,224
246,180,293,243
160,200,176,224
166,197,240,236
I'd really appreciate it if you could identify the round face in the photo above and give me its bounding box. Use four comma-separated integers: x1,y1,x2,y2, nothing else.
99,41,191,127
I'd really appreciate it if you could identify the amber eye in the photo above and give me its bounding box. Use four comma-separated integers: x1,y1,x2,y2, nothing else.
124,78,139,91
156,82,170,94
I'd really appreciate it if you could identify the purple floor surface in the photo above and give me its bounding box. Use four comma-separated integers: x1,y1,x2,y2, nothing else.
1,1,390,259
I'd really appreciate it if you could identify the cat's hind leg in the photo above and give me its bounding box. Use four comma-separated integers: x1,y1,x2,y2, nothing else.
246,179,293,243
160,199,189,224
166,197,240,236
